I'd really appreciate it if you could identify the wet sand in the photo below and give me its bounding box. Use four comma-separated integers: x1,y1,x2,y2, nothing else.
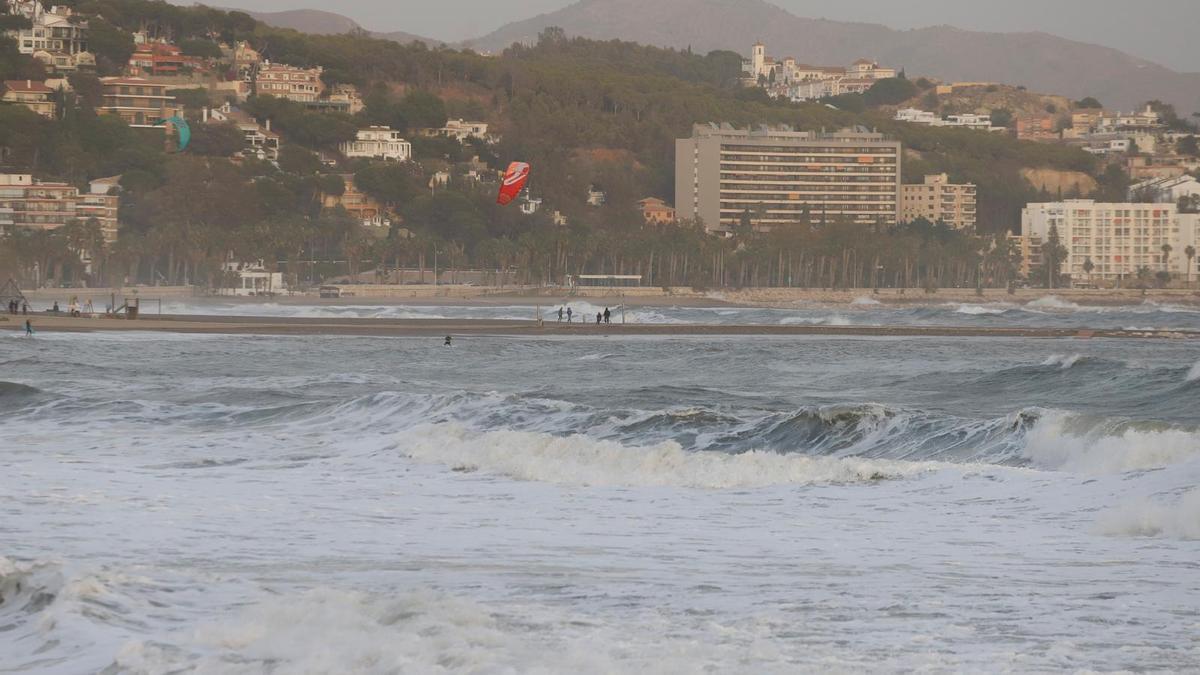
4,314,1197,340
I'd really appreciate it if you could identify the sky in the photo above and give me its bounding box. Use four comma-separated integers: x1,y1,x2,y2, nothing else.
214,0,1200,73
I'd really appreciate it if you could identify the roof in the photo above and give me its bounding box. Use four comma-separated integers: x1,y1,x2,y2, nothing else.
852,58,875,66
2,79,52,93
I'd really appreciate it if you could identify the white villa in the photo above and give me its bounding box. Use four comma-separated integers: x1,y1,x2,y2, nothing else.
340,127,412,161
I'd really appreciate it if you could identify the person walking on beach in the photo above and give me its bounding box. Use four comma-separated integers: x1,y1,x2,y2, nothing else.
566,307,573,323
596,311,602,325
603,307,611,324
557,307,563,322
25,319,33,337
21,302,28,315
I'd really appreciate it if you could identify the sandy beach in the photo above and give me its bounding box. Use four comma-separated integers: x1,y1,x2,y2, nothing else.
19,284,1200,311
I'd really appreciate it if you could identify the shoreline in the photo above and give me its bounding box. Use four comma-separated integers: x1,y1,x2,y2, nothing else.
17,285,1200,310
3,314,1196,340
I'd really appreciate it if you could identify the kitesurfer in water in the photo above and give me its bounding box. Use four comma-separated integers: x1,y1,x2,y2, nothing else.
444,335,452,347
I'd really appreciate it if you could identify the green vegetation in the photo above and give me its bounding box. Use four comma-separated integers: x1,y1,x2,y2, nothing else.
0,3,1124,289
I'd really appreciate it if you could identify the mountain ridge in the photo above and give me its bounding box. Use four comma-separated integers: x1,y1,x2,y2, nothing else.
463,0,1200,113
235,8,442,45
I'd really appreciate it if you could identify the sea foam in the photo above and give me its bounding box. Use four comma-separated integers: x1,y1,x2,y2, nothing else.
1095,489,1200,540
400,424,939,488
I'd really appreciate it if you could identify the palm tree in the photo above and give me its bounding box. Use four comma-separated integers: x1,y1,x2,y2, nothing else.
1161,243,1173,274
1186,245,1196,288
1082,257,1095,286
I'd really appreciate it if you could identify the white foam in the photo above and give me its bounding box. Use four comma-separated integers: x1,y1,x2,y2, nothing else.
779,314,851,326
1188,360,1200,382
1041,353,1082,369
1025,295,1082,311
955,304,1008,316
850,296,882,306
1022,413,1200,474
109,586,876,675
1095,489,1200,540
400,424,938,488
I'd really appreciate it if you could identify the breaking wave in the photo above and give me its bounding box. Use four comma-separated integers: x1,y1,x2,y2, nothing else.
400,424,938,488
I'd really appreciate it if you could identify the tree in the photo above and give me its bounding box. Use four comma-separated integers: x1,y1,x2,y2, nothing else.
1185,245,1196,288
188,121,245,157
1041,223,1067,288
1161,242,1173,273
1076,97,1103,109
1178,135,1199,157
178,38,222,59
278,146,321,175
1082,257,1095,284
990,108,1014,128
86,18,135,75
863,77,918,107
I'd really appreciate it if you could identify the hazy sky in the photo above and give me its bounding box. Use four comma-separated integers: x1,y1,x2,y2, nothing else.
217,0,1200,72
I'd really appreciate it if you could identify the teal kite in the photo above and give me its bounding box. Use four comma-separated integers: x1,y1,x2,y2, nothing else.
155,116,191,152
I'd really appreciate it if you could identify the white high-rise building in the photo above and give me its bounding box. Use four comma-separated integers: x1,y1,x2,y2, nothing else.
1021,200,1199,281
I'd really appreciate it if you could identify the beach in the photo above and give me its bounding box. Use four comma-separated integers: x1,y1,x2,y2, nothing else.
4,312,1199,340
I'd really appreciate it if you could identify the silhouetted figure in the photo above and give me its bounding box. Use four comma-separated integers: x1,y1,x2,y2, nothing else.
596,312,602,325
557,307,564,322
25,320,33,336
52,301,60,313
566,307,573,323
21,302,28,315
603,307,611,324
444,335,452,347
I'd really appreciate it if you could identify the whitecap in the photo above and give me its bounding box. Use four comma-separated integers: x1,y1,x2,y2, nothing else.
399,423,942,488
1021,412,1200,474
1095,489,1200,540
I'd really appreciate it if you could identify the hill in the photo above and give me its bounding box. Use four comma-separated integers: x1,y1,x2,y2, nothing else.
465,0,1200,114
239,8,440,45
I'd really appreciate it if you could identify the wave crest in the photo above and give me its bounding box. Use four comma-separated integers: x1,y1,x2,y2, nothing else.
400,424,938,488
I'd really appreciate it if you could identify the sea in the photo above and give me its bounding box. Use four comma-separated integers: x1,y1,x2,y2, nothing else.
2,297,1199,673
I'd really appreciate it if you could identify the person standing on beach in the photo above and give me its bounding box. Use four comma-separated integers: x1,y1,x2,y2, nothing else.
25,319,33,336
22,302,28,315
596,312,602,325
557,307,563,322
603,307,611,324
566,307,573,323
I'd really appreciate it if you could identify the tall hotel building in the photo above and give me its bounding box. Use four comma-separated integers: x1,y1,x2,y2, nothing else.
675,124,902,232
1021,200,1199,281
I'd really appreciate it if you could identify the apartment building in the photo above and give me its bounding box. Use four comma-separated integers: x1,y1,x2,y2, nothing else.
1021,200,1193,281
0,173,77,234
900,174,977,229
1,79,57,117
1016,114,1057,141
255,62,323,102
1128,175,1200,205
98,77,181,127
339,127,411,161
675,124,902,232
127,42,188,76
77,177,120,242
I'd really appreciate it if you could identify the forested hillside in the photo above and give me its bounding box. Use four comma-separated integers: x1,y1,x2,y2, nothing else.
0,1,1112,289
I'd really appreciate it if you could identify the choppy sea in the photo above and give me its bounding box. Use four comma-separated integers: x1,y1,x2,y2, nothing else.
2,299,1199,672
